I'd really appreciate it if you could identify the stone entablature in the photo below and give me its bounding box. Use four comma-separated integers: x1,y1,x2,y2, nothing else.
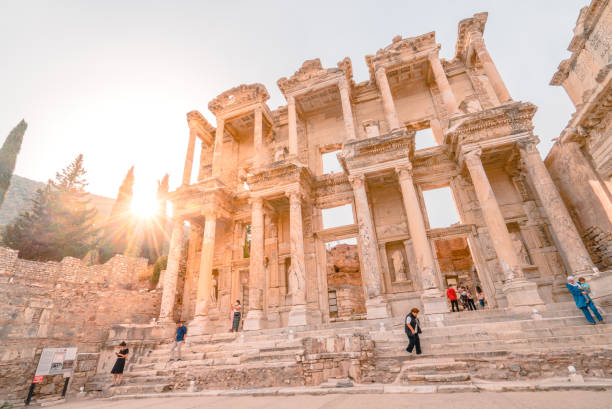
339,129,414,174
445,101,537,164
365,31,437,80
208,83,270,118
277,58,354,97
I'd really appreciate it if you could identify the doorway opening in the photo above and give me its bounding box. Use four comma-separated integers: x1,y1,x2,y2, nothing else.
433,236,484,311
324,237,366,321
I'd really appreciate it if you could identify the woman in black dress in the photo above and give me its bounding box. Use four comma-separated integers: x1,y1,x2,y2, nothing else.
111,341,129,386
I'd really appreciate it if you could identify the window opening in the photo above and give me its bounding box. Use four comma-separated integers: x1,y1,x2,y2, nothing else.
322,204,354,229
422,186,460,228
414,128,438,150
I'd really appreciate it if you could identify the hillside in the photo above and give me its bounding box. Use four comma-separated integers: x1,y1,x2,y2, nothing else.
0,175,114,227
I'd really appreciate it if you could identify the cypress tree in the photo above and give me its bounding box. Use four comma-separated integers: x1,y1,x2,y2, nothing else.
2,155,99,261
0,119,27,207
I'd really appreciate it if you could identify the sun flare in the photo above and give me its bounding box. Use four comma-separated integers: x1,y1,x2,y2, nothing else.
131,192,157,217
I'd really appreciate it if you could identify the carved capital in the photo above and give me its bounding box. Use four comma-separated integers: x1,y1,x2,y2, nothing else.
203,209,218,220
463,148,482,168
348,173,366,190
287,95,296,106
374,66,387,81
249,196,264,209
516,137,540,155
285,190,303,203
395,163,414,181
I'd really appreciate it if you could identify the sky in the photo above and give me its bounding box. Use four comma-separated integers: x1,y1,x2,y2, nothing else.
0,1,584,219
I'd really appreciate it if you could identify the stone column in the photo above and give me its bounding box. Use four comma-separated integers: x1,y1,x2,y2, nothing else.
195,211,217,318
429,52,459,115
464,149,544,308
182,129,197,185
395,165,448,314
470,31,511,103
374,67,401,131
254,106,263,168
159,219,184,322
338,80,357,140
243,197,265,330
287,96,298,156
212,117,225,177
348,174,390,319
287,191,308,326
518,139,596,275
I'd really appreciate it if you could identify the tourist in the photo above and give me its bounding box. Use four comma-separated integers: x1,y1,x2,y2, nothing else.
458,285,470,311
446,285,459,312
476,286,486,309
466,287,477,311
405,308,422,355
230,300,242,332
577,277,591,296
169,321,187,361
567,276,604,325
110,341,129,387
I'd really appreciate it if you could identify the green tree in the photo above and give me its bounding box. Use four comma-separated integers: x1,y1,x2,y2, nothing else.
0,120,27,208
2,155,99,261
100,166,136,262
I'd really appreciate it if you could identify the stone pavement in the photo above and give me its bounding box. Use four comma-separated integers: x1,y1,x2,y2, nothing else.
58,392,612,409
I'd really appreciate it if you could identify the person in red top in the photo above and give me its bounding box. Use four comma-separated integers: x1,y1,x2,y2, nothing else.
446,286,459,312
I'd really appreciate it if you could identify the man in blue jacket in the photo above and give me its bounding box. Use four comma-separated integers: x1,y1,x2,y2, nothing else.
567,276,604,325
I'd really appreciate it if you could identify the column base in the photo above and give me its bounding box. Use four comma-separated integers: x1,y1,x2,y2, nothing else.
288,304,308,327
189,315,215,335
243,309,265,331
365,297,391,320
421,289,450,315
503,279,545,311
589,269,612,305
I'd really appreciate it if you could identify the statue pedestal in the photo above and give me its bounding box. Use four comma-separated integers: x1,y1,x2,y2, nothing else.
503,279,545,312
288,304,308,327
243,309,265,331
365,296,391,319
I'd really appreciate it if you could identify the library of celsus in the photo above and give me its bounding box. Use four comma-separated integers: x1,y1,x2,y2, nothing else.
159,11,608,334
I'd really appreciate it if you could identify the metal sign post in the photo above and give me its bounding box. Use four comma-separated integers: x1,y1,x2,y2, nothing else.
26,347,77,406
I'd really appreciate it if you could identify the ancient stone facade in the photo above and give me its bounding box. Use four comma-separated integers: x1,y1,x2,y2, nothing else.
0,247,160,402
158,11,611,335
546,0,612,303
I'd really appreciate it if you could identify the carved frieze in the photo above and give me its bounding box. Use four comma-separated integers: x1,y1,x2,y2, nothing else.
341,129,414,172
365,32,437,80
208,83,270,116
247,161,313,193
277,58,353,96
445,101,537,160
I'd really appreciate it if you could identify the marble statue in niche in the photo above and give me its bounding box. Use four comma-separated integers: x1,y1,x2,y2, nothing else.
391,249,408,282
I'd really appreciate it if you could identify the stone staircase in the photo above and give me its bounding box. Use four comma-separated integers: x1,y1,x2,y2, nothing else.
85,301,611,397
372,301,612,384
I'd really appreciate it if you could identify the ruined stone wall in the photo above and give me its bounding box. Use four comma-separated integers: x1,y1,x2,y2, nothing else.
326,244,366,319
0,247,161,403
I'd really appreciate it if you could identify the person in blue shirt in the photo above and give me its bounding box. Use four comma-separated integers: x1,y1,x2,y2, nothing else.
169,322,187,361
567,276,604,325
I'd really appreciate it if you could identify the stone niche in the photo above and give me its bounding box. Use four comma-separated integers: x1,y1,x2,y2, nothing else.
325,243,366,320
385,241,410,284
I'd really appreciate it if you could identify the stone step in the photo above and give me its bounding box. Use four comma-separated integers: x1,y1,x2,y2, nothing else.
399,359,468,373
102,383,171,397
400,372,471,383
383,322,612,344
376,333,612,356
